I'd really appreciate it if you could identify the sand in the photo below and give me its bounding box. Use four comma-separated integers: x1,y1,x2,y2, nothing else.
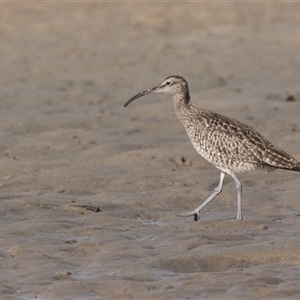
1,3,300,299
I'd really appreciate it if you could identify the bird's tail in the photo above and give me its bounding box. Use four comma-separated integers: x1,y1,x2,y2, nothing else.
262,146,300,172
293,163,300,172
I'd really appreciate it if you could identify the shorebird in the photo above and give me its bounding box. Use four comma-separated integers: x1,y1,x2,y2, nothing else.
124,75,300,221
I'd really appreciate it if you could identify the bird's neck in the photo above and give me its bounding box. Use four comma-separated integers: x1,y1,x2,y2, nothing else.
173,93,192,121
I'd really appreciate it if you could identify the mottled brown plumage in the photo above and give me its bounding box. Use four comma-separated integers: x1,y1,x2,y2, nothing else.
124,75,300,221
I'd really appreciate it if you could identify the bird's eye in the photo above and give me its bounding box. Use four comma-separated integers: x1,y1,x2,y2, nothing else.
166,80,171,85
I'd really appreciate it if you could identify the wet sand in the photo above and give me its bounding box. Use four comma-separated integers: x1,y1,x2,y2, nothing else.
1,3,300,299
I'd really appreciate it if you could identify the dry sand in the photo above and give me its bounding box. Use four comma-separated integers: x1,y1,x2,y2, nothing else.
1,3,300,299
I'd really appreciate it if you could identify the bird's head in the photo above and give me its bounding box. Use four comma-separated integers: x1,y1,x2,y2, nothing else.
124,75,190,107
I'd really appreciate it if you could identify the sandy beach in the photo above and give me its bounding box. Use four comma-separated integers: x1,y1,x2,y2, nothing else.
1,3,300,299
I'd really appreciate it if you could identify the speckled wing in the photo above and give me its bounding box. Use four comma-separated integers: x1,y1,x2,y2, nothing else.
185,109,300,173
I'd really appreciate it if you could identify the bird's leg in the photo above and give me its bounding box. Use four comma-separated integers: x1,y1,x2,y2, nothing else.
230,174,243,220
177,172,226,221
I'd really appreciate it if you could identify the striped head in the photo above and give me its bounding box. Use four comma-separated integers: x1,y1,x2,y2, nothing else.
124,75,190,107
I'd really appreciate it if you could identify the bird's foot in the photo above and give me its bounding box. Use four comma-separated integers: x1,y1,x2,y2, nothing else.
176,210,200,222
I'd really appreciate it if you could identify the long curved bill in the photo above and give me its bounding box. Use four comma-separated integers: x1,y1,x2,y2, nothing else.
124,86,159,107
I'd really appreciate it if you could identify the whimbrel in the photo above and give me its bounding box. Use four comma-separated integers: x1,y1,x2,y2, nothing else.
124,75,300,221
